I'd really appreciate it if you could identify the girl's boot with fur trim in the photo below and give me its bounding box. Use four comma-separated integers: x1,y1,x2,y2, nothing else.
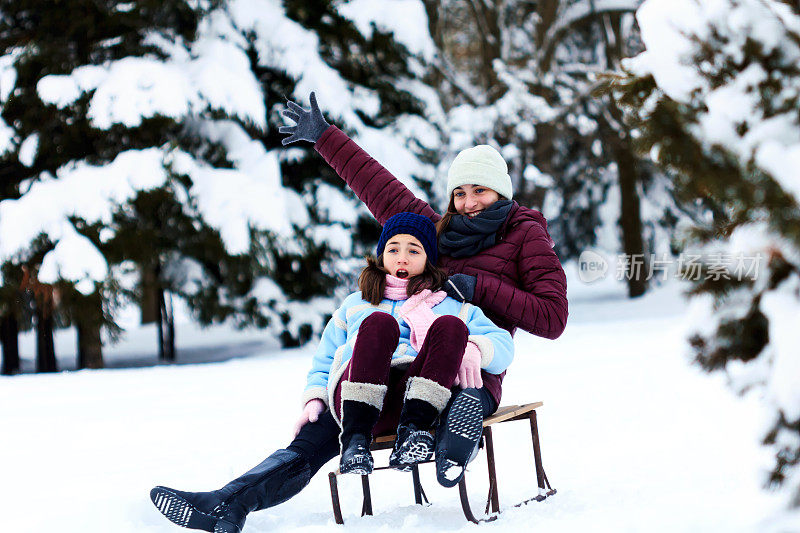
339,381,386,475
339,400,380,474
150,449,311,533
389,377,451,471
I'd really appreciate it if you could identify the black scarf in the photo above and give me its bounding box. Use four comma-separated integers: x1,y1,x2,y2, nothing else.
438,200,514,258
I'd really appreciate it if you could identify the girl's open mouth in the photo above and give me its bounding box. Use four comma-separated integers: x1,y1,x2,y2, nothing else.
395,270,409,279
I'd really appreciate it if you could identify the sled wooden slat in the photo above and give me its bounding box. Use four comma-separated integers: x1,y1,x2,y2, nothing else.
328,400,556,525
482,401,543,426
373,433,398,445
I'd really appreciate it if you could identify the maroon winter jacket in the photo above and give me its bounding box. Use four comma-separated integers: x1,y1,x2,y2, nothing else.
315,126,568,404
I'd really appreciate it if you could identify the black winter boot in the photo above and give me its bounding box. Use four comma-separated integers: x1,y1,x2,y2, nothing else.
339,398,381,475
337,381,386,475
389,377,451,471
339,432,373,475
389,421,435,471
435,388,484,487
150,449,311,532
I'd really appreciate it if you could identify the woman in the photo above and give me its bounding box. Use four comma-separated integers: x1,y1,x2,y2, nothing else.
284,92,568,483
150,94,567,533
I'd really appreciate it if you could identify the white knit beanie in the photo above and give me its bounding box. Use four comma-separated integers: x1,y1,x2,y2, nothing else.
446,145,513,200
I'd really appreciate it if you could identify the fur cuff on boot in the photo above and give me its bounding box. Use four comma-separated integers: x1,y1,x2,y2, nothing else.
405,376,451,413
340,381,387,411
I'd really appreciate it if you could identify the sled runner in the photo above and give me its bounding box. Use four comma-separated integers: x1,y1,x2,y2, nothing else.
328,401,556,524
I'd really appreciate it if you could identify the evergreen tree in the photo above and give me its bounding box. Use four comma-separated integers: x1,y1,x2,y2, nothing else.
0,0,288,369
422,0,683,297
0,0,447,373
610,0,800,509
228,0,447,333
279,0,442,243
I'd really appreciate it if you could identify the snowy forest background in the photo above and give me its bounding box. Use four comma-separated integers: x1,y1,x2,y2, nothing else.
1,0,799,528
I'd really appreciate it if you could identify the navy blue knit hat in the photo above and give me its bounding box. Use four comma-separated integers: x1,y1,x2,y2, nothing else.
376,212,438,265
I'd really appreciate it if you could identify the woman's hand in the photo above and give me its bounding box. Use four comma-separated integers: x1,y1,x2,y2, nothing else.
453,343,483,389
293,398,326,437
280,91,330,145
444,274,477,302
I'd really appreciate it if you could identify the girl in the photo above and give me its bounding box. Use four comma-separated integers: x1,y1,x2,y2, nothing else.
306,212,513,475
150,212,513,533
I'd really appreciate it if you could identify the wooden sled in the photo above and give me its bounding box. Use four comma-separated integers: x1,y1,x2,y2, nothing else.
328,401,556,524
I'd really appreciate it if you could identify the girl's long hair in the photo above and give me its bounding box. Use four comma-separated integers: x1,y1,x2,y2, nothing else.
358,254,448,305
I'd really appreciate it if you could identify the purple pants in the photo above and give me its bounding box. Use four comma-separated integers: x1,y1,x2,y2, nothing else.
334,312,468,435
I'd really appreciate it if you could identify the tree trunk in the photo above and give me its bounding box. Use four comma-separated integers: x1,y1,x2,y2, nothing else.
76,293,104,369
157,287,176,362
35,300,57,373
603,18,647,298
77,322,104,369
140,263,159,324
604,14,625,70
423,1,445,54
614,139,648,298
536,0,560,50
422,0,447,100
156,285,165,361
1,312,20,375
166,292,175,362
465,0,502,98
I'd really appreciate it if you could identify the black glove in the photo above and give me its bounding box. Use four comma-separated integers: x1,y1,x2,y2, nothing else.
279,91,330,145
443,274,477,302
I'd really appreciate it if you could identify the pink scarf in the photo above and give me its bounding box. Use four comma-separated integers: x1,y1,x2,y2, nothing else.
383,275,479,358
384,275,450,352
398,289,448,352
384,274,410,301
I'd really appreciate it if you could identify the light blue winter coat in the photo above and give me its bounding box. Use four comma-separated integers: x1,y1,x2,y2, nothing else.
302,291,514,409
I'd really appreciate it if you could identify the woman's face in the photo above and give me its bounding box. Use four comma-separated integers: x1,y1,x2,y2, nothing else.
382,234,427,279
453,184,501,217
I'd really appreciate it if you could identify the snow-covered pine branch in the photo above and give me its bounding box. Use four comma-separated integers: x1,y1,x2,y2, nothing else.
0,0,447,369
615,0,800,511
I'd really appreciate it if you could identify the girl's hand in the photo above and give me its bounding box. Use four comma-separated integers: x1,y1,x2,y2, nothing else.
279,92,330,145
453,344,483,389
293,399,326,437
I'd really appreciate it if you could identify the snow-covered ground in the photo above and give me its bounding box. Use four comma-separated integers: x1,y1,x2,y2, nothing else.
0,269,791,532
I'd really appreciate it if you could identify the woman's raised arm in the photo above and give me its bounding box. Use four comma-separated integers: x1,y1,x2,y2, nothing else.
314,126,438,225
280,92,438,225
